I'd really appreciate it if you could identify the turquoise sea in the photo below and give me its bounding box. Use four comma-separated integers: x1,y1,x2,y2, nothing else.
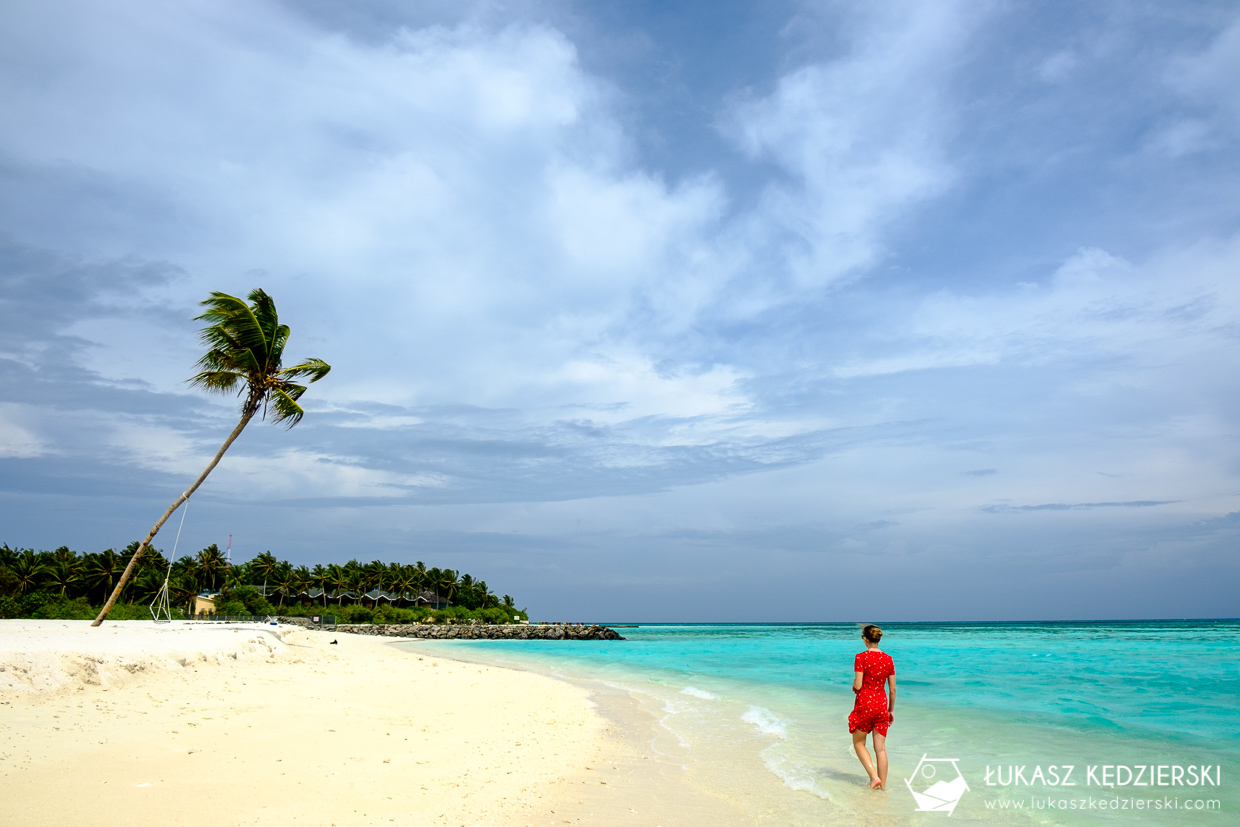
404,621,1238,825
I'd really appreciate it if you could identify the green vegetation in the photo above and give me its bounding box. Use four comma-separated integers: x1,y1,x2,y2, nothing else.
0,543,527,624
3,292,527,627
95,288,332,625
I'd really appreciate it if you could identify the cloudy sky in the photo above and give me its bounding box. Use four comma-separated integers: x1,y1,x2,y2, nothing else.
2,0,1238,621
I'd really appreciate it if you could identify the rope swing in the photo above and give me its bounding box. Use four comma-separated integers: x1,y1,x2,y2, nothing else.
149,496,190,623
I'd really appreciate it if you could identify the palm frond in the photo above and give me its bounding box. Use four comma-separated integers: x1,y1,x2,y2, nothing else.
194,346,261,377
188,369,247,394
269,323,291,371
246,289,282,372
197,291,271,370
186,288,329,427
280,358,332,383
195,302,266,384
268,384,307,427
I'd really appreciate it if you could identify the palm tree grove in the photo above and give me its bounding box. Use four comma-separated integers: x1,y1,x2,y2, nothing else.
0,543,527,624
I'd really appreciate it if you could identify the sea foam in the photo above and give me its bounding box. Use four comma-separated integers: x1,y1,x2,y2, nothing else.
680,685,719,700
742,705,788,739
760,750,832,799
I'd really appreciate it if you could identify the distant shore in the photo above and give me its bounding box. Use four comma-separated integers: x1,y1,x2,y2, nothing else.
0,620,628,826
305,619,625,640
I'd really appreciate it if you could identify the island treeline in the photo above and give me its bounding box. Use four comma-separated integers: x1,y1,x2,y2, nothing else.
0,543,527,624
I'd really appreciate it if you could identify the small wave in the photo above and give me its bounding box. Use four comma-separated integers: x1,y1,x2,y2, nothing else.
741,705,788,739
680,685,719,700
658,699,692,749
760,749,831,799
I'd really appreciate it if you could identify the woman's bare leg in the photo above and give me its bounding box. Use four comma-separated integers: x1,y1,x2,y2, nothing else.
852,729,878,785
873,732,888,790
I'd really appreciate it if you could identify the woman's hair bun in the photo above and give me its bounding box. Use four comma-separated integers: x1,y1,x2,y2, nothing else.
862,624,883,643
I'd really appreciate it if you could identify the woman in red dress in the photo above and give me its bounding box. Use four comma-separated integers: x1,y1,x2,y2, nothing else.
849,624,896,790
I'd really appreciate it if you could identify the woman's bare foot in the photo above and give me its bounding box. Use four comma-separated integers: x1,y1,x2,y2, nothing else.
870,776,883,790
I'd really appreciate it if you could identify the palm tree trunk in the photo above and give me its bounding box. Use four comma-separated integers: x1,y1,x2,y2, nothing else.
91,408,257,626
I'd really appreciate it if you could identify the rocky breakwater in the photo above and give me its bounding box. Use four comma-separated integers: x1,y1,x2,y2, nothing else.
279,619,624,641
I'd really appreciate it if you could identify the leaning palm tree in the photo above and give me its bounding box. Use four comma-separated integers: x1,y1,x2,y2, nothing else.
92,289,330,626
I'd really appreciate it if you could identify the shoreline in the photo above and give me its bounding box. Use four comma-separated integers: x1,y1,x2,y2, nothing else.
0,620,619,826
11,620,1228,825
394,638,754,826
399,639,904,826
407,623,1240,826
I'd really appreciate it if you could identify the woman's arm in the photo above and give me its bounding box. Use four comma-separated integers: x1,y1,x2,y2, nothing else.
853,670,864,692
887,673,897,717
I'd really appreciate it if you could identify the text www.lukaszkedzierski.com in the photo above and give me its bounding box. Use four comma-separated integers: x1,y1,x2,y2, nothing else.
984,796,1220,811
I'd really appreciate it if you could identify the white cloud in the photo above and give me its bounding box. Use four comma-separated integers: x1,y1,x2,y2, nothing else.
723,1,975,291
215,449,448,499
547,353,747,422
3,1,1240,620
0,1,742,417
832,241,1240,379
104,417,445,499
0,0,997,434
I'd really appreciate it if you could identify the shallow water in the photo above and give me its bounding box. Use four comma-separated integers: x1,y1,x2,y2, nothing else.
405,621,1239,825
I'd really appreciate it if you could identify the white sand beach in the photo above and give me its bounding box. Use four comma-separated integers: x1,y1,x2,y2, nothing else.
0,620,657,827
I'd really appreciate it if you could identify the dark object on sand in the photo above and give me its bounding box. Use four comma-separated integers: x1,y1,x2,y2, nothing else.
330,639,338,644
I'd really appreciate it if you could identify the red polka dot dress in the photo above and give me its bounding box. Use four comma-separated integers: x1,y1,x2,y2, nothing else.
849,649,895,737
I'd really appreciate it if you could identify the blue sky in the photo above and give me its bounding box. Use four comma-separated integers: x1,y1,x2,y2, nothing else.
1,0,1238,621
